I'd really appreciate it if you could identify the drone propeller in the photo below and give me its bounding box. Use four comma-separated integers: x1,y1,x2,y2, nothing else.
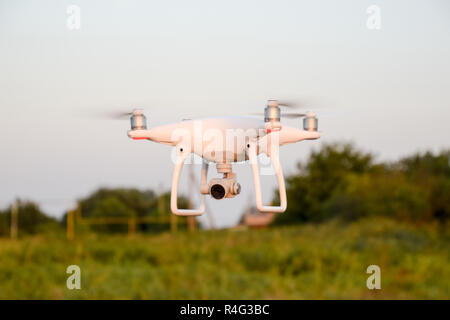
268,99,316,109
282,112,307,118
249,111,307,118
106,111,134,119
87,108,145,120
275,100,299,108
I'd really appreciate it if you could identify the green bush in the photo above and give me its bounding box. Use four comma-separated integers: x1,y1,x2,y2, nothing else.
0,200,61,237
72,188,189,234
275,143,449,225
323,172,431,221
0,218,448,299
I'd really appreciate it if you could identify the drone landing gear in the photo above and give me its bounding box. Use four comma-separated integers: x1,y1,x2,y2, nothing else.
247,139,287,213
170,148,209,216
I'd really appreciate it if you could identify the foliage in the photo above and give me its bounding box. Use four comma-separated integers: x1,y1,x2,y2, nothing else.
0,218,448,299
398,150,450,221
90,197,136,233
0,200,60,237
79,188,157,219
275,143,449,225
0,144,447,236
75,188,189,234
323,172,431,222
0,213,8,236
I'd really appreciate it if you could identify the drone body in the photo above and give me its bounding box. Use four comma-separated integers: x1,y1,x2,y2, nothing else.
127,100,321,216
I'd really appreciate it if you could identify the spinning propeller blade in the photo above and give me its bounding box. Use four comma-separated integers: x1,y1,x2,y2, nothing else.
282,112,307,118
86,108,144,120
249,111,307,118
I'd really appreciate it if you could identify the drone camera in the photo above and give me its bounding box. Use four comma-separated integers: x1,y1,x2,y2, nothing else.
210,183,226,200
208,178,241,200
130,111,147,130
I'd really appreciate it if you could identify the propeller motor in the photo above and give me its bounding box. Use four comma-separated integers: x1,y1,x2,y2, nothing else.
130,109,147,130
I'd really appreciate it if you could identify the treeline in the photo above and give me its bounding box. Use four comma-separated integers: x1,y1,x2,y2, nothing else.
73,188,189,233
0,143,448,236
0,200,61,236
0,190,189,236
274,143,450,225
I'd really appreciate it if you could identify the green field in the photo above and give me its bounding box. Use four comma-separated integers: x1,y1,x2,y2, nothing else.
0,218,448,299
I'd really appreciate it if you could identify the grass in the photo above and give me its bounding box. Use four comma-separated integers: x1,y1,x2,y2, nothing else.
0,218,448,299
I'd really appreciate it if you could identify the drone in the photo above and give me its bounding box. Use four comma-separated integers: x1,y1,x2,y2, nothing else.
125,100,321,216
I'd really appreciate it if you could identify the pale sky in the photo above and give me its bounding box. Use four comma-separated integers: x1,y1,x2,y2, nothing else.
0,0,449,227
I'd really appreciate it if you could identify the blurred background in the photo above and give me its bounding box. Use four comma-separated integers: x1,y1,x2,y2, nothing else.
0,0,449,299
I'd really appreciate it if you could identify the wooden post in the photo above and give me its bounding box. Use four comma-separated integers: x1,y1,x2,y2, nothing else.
67,210,74,241
10,201,18,240
128,217,136,237
157,189,164,216
187,216,196,232
170,214,177,233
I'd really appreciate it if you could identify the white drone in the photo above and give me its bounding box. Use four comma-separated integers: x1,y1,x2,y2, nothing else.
125,100,321,216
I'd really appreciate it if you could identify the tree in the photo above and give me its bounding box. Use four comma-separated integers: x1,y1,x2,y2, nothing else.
273,143,448,225
74,188,190,233
0,200,60,236
399,150,450,222
274,143,375,224
90,196,136,233
322,171,431,222
79,188,157,219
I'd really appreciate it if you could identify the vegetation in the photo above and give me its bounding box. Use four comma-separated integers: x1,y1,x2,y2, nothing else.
0,201,60,237
274,143,449,225
0,218,448,299
0,143,448,299
72,189,189,233
1,143,447,235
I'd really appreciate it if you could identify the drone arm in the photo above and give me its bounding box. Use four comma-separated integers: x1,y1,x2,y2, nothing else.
248,137,287,213
170,149,207,216
278,126,321,146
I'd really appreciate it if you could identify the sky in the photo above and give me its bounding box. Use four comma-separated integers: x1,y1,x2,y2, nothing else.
0,0,449,228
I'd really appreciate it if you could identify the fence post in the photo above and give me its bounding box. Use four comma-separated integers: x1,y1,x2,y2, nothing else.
67,210,74,241
10,200,18,240
128,217,136,237
170,214,177,233
187,216,196,232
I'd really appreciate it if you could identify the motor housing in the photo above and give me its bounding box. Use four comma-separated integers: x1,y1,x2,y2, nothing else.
264,100,281,122
303,113,318,131
130,110,147,130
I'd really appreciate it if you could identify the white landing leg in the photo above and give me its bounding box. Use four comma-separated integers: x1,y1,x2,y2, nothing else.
170,148,209,216
248,139,287,213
